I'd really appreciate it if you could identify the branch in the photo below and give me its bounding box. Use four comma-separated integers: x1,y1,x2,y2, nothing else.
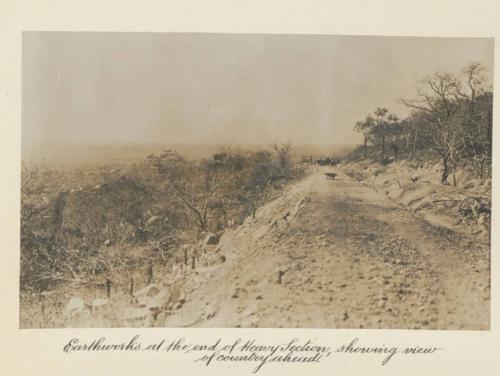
400,98,432,113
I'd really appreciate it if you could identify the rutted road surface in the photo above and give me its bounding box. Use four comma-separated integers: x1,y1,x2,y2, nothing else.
163,167,490,330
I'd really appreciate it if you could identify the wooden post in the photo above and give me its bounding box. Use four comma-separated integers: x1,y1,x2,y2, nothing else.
129,278,134,303
277,270,284,284
40,294,45,315
403,272,407,295
184,247,188,266
147,264,154,284
191,255,196,270
106,278,112,299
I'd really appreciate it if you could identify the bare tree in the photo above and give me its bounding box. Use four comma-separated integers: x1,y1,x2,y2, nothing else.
272,142,292,169
401,64,492,185
147,150,222,231
456,64,492,182
401,72,464,184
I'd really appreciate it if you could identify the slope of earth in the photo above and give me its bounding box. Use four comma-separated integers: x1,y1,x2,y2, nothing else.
342,159,491,241
162,167,490,330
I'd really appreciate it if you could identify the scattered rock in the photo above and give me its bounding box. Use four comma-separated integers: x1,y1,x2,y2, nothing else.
64,297,91,319
168,282,183,306
155,311,167,326
134,284,161,306
205,304,216,320
136,284,161,297
146,288,171,314
204,233,221,246
91,298,108,314
178,290,186,305
123,307,149,321
276,269,287,284
147,215,161,226
232,288,240,299
343,310,349,321
123,307,155,327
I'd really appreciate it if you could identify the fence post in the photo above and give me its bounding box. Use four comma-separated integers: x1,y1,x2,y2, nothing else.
147,264,154,284
106,278,112,299
129,278,134,303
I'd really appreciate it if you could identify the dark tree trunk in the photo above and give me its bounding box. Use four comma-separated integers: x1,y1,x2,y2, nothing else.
392,144,399,160
441,157,449,184
479,156,485,183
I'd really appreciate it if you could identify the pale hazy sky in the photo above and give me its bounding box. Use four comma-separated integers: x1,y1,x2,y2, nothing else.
22,32,493,150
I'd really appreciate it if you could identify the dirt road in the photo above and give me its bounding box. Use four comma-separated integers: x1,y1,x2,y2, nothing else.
164,167,490,330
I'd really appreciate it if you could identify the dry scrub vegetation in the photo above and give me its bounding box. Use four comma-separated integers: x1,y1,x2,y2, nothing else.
346,63,492,237
20,144,304,327
351,63,492,185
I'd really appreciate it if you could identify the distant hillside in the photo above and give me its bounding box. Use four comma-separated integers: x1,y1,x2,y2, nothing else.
22,142,355,166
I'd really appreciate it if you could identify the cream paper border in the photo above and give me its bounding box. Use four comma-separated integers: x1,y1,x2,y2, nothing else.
0,1,499,375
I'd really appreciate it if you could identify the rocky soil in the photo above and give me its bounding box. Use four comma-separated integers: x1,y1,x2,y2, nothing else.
63,166,490,330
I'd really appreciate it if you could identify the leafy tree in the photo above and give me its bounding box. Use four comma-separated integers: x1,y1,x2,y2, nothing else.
353,108,400,161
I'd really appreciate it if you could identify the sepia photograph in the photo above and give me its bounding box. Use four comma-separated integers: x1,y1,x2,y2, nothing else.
20,32,492,330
